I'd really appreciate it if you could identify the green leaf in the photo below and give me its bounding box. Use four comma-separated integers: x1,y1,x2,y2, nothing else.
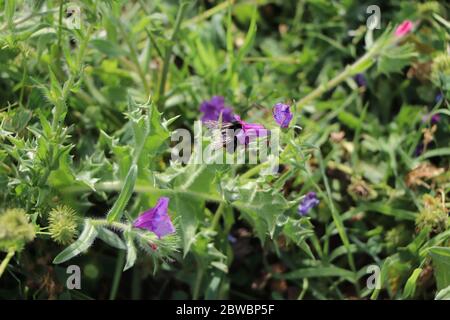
402,268,422,299
280,266,356,283
5,0,16,26
377,43,417,75
96,227,126,250
283,218,315,259
235,6,257,64
174,193,203,256
107,163,138,222
417,148,450,161
90,39,124,57
356,203,416,221
53,220,98,264
429,246,450,290
435,285,450,300
233,183,288,242
124,231,137,271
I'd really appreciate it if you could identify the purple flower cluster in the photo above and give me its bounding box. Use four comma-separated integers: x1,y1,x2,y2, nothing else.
298,192,320,216
200,96,234,123
199,97,296,130
133,197,175,238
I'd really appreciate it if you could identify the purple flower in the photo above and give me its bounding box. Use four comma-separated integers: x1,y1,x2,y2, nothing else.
234,115,269,145
435,93,443,103
354,73,367,88
200,96,234,123
414,143,424,157
227,234,237,244
394,20,413,37
133,197,175,238
421,113,441,125
298,192,319,216
272,103,293,128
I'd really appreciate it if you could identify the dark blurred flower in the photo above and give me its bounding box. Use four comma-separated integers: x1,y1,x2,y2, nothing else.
394,20,413,37
414,143,424,157
272,103,293,128
234,115,268,145
421,113,441,125
200,96,234,123
227,234,237,244
133,197,175,238
298,192,319,216
435,93,443,103
354,73,367,87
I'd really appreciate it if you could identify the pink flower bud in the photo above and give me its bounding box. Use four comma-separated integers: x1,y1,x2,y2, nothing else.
394,20,413,37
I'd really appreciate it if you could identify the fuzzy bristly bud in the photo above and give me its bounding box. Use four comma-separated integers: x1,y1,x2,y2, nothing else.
415,195,448,234
0,208,35,252
48,205,79,245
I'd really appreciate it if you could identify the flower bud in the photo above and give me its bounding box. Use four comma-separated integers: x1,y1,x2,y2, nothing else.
415,195,448,234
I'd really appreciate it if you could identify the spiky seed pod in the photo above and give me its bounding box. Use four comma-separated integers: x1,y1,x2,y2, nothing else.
415,195,448,234
0,208,36,252
48,205,79,245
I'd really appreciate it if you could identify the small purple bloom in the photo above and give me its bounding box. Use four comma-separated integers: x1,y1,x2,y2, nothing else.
421,113,441,125
272,103,293,128
234,115,269,145
227,234,237,244
414,143,424,157
133,197,175,238
298,192,319,216
354,73,367,88
435,93,443,103
200,96,234,123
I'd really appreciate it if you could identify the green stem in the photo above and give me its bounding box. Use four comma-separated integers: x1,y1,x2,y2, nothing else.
156,2,188,111
239,162,269,181
109,250,126,300
62,181,225,204
295,40,384,109
210,202,225,230
118,22,150,96
192,265,204,300
51,26,91,132
0,9,58,32
183,0,235,27
57,0,64,49
0,250,15,279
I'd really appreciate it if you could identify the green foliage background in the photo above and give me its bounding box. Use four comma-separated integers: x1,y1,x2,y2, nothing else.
0,0,449,300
